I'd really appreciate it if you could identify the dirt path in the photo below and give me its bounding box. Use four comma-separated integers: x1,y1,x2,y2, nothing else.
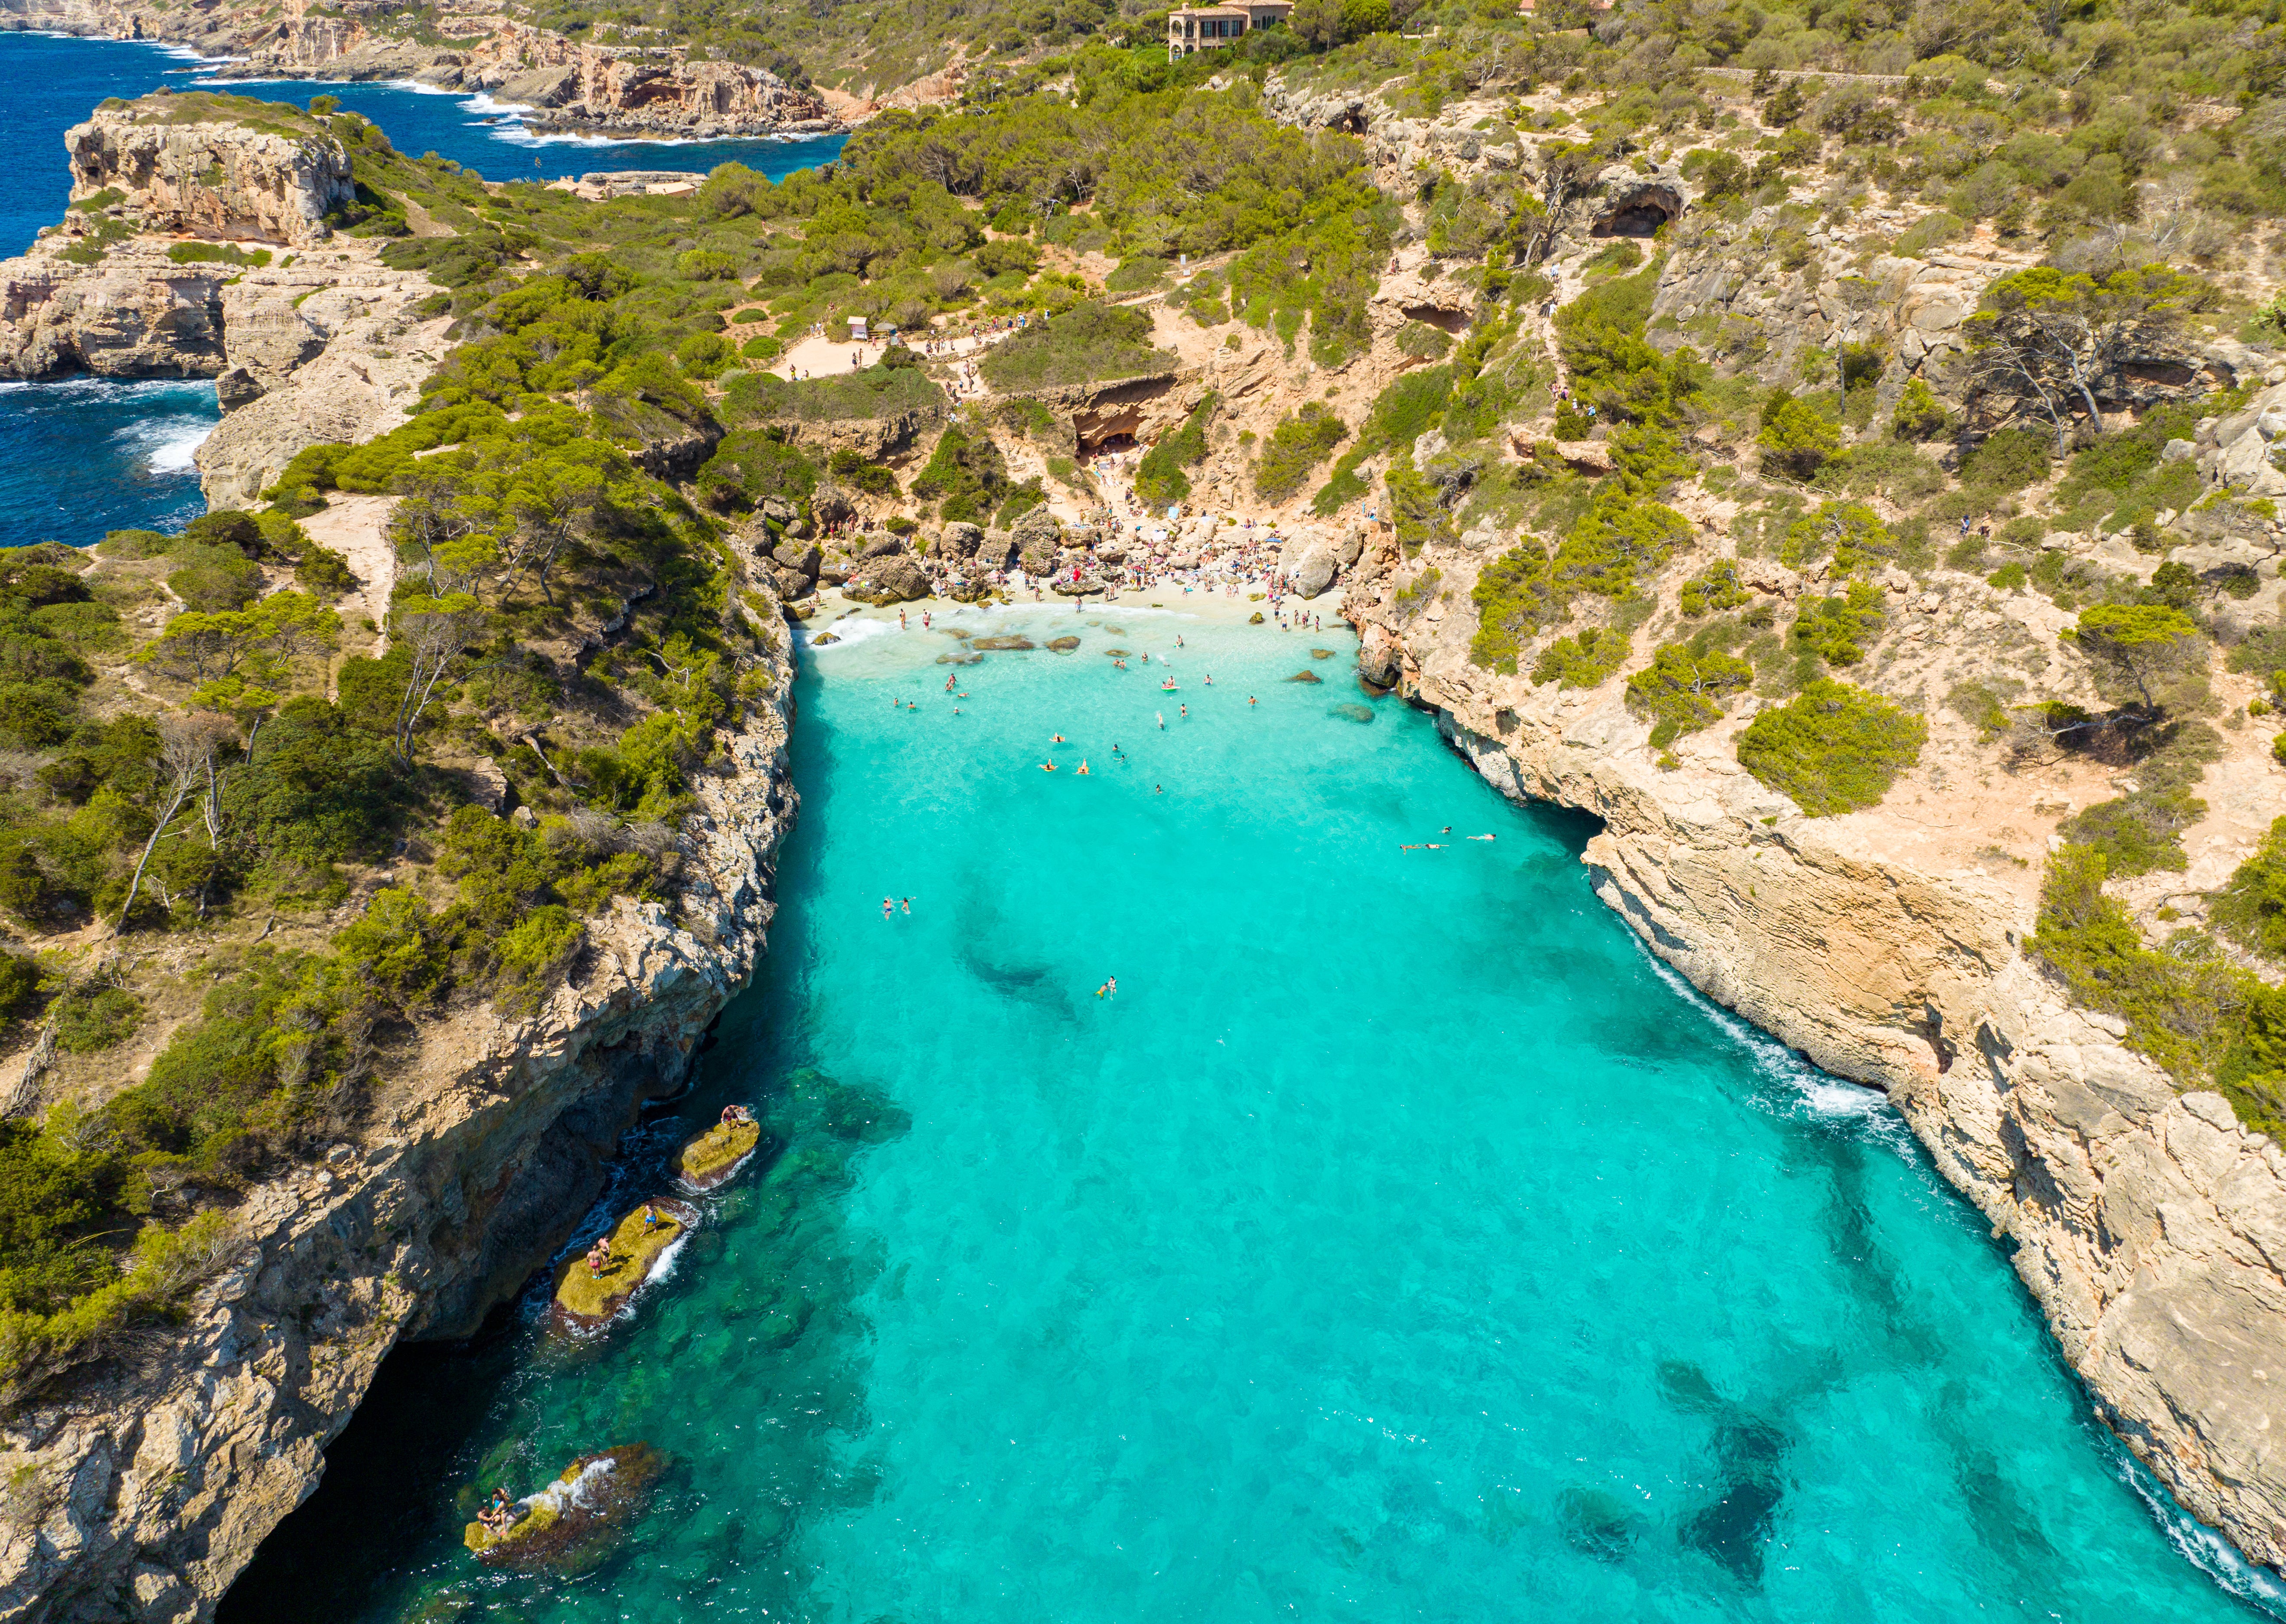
299,493,398,662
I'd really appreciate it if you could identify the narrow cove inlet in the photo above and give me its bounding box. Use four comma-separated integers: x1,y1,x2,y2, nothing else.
217,608,2284,1623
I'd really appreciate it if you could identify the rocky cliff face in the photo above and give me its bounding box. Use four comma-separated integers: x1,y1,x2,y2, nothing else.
0,106,447,500
0,626,798,1624
66,105,353,249
0,0,837,139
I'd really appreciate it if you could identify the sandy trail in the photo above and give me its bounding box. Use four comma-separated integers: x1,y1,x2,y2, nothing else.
298,493,398,661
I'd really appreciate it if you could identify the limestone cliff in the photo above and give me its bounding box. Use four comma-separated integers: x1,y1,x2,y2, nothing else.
0,0,838,140
0,104,448,503
0,625,798,1624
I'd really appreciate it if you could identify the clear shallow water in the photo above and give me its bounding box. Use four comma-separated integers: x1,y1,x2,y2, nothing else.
0,31,844,550
219,611,2286,1624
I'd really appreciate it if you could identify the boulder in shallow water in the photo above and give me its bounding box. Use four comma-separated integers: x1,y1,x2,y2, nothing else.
1047,636,1081,652
1249,611,1265,624
464,1443,665,1572
551,1199,696,1329
971,634,1036,651
676,1118,762,1192
1329,703,1374,723
1310,648,1334,659
1286,669,1323,684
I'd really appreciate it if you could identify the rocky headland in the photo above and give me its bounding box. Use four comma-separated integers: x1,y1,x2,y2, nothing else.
0,0,838,140
0,101,452,505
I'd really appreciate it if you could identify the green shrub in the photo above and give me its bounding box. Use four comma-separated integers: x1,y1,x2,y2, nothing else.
1891,377,1950,440
1959,426,2049,492
2215,816,2286,962
2058,790,2204,877
1254,404,1347,502
1757,390,1839,479
722,363,945,424
695,430,820,514
1397,322,1453,361
1790,581,1886,668
1778,501,1894,575
1626,641,1753,746
48,983,141,1055
980,302,1169,391
2029,845,2243,1085
1735,679,1926,815
1679,560,1748,616
1135,393,1215,506
1531,626,1630,689
167,545,263,614
165,241,270,268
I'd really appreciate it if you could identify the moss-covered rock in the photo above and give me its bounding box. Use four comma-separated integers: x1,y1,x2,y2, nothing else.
675,1119,762,1192
463,1443,665,1572
550,1200,694,1326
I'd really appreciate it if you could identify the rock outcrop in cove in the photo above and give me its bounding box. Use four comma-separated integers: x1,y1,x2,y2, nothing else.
551,1200,697,1330
463,1444,665,1572
676,1117,763,1191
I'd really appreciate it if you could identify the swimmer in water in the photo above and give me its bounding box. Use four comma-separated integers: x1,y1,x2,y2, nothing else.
1179,704,1188,718
1077,760,1091,775
1156,711,1165,729
1470,834,1495,841
882,897,894,919
1248,695,1257,707
1040,761,1057,771
1204,674,1213,685
945,674,956,691
902,897,913,914
1052,734,1066,743
1155,784,1164,794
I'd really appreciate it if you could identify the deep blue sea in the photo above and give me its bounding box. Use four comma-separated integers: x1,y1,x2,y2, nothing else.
0,30,844,547
214,609,2286,1624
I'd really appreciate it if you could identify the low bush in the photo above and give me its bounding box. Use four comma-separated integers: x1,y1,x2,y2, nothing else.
1791,582,1887,669
1679,560,1748,616
1135,393,1214,506
1735,679,1925,815
1254,404,1346,502
1627,640,1753,746
979,302,1169,391
1531,626,1630,689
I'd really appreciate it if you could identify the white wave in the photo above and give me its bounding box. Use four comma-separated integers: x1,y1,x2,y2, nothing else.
802,616,899,649
516,1453,617,1519
1636,943,1902,1134
0,375,207,400
2116,1448,2286,1615
607,1229,690,1325
111,413,212,475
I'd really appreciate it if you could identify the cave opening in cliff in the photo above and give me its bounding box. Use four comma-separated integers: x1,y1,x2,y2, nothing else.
1590,186,1682,238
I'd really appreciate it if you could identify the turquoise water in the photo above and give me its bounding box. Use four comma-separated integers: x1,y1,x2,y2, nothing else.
221,610,2286,1623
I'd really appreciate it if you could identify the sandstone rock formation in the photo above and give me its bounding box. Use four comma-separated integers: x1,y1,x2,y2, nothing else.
66,104,353,248
0,106,450,501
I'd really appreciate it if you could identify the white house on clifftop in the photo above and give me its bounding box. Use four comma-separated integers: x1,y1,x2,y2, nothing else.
1167,0,1295,55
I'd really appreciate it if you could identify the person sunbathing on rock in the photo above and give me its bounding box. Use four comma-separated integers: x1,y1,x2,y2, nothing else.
722,1104,754,1127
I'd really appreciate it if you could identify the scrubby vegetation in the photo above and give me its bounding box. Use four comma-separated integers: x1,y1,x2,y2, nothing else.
1736,682,1927,816
0,93,824,1402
